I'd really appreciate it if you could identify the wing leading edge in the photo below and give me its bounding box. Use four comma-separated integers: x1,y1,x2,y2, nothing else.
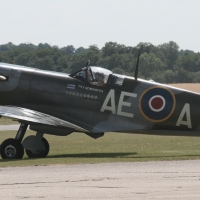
0,106,88,132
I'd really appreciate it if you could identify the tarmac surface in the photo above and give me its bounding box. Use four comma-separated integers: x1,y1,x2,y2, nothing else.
1,160,200,199
0,124,20,131
1,125,200,199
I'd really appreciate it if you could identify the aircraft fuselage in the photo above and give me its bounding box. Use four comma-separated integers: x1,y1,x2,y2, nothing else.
0,62,200,136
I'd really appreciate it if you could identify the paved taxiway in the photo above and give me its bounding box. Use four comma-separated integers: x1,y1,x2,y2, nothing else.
0,125,200,199
0,124,20,131
1,160,200,199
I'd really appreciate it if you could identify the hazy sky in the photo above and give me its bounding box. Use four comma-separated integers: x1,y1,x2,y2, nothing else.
1,0,200,52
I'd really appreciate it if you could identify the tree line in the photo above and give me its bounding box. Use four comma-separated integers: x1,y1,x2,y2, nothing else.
0,41,200,83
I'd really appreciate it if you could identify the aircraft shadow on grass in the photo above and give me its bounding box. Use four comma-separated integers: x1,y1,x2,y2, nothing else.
22,152,200,160
1,152,200,162
30,152,138,159
0,152,137,161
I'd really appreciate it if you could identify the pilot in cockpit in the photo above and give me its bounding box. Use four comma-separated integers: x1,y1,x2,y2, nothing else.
87,70,93,82
95,72,105,86
86,67,111,86
87,70,105,86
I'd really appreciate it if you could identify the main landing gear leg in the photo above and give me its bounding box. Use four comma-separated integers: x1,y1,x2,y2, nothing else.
0,124,28,159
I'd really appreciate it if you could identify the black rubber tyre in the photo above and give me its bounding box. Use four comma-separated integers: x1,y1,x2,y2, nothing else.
25,137,49,158
0,138,24,159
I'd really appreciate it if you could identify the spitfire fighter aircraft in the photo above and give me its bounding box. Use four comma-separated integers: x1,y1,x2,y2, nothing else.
0,55,199,159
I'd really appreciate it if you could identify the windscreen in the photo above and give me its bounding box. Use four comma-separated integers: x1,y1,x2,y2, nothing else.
89,67,112,86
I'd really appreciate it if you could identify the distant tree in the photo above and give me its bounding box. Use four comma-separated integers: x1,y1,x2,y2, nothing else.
179,49,194,57
192,71,200,82
0,53,6,62
112,67,125,74
102,42,139,58
139,53,165,79
174,68,193,83
61,45,75,55
38,43,51,49
56,56,68,72
88,44,99,53
18,43,37,50
102,42,118,57
163,70,176,83
0,41,199,83
14,52,33,66
151,71,166,83
136,42,155,54
176,53,200,72
98,53,135,73
157,41,179,70
0,42,16,52
75,47,86,54
67,54,87,73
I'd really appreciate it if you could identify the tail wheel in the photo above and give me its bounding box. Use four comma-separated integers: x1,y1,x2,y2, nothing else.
25,137,49,158
0,138,24,159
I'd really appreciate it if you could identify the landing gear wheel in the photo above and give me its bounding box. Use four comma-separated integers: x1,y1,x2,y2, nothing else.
0,139,24,159
25,137,49,158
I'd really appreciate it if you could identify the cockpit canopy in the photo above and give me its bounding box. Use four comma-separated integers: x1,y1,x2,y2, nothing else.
71,66,113,86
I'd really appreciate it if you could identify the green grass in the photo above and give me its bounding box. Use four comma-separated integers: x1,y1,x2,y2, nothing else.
1,130,200,167
0,117,18,125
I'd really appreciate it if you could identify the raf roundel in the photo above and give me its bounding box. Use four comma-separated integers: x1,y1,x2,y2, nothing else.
149,95,165,112
139,86,176,122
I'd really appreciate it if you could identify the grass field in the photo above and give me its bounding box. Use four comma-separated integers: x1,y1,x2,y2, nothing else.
0,117,18,125
1,130,200,167
0,83,200,167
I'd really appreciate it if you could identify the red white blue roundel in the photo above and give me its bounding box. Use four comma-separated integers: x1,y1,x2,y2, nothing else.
139,86,176,122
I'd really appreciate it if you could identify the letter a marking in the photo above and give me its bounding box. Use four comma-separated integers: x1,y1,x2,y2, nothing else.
100,89,116,114
176,103,192,128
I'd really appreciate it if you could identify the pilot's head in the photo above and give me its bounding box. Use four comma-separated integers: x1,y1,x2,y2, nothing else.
95,72,104,86
87,70,92,82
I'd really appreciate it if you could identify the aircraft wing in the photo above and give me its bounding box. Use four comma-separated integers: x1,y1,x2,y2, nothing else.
0,105,88,132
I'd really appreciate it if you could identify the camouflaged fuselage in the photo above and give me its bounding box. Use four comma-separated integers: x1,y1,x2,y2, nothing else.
0,62,200,137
